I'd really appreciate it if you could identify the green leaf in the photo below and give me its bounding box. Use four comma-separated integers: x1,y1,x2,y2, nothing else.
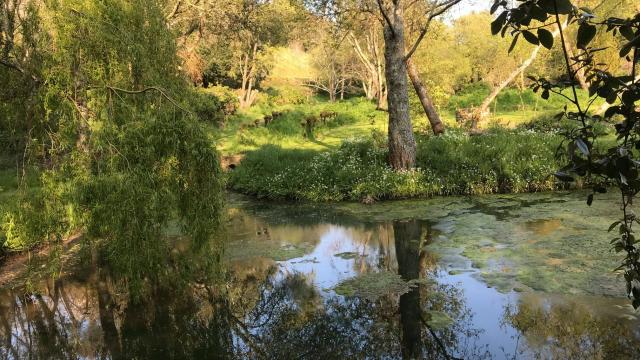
577,23,597,49
539,0,573,15
619,25,634,41
522,30,539,45
575,138,589,156
491,11,508,35
541,89,550,99
530,5,548,22
538,28,554,49
554,171,574,182
508,33,520,53
620,35,640,58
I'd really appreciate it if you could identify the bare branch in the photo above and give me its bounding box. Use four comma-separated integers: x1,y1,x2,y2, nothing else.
166,0,182,20
404,0,462,61
0,59,40,83
376,0,395,35
97,85,192,114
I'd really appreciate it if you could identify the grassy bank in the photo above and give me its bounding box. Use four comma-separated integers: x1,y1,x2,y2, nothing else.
228,128,571,202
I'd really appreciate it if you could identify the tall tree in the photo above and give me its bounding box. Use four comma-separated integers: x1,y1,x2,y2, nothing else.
374,0,461,168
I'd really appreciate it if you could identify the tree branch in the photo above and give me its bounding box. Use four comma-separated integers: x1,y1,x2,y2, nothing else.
98,85,192,114
0,59,40,83
166,0,182,20
376,0,395,36
404,0,461,61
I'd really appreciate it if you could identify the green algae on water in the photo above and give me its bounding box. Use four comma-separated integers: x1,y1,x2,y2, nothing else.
334,252,360,259
333,271,430,301
224,240,314,262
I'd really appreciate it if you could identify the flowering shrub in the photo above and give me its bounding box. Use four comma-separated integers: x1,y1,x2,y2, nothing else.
229,128,566,201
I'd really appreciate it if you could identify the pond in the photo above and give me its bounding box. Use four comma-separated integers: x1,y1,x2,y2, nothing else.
1,191,639,359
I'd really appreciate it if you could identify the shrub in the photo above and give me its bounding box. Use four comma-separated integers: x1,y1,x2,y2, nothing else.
229,128,565,201
191,90,225,125
191,86,239,126
207,85,239,116
415,127,561,194
517,112,612,136
266,84,311,106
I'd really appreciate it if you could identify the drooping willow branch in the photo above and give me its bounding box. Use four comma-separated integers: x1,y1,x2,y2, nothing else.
93,85,192,114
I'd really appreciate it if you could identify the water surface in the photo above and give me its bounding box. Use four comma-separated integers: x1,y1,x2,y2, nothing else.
1,191,639,359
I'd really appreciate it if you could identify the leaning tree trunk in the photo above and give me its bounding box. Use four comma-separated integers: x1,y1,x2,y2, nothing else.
473,22,565,129
406,58,444,135
473,45,541,129
383,6,416,171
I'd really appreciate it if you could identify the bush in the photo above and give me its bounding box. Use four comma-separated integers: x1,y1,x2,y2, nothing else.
517,112,613,136
207,85,239,116
191,90,225,125
191,86,239,126
266,84,312,106
229,128,565,201
415,127,561,194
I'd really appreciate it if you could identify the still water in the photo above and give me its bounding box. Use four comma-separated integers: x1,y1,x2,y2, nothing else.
1,192,639,359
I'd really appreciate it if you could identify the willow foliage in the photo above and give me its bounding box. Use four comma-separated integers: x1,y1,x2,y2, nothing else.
1,0,225,293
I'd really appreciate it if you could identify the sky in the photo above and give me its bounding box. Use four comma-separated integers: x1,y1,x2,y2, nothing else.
450,0,492,19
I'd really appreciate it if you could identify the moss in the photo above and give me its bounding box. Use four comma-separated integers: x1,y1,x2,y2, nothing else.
425,191,627,296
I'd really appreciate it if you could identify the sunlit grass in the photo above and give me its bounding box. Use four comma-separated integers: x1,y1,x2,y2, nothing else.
214,86,607,156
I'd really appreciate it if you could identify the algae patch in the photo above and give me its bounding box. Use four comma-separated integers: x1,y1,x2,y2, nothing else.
333,271,429,301
225,240,314,262
424,310,454,330
334,252,360,259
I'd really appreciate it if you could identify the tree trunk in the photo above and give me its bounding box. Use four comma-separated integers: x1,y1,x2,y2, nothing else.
406,58,444,135
384,6,416,170
473,22,565,129
239,43,258,109
473,45,541,129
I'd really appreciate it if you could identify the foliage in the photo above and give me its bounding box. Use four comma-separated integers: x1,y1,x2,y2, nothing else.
265,83,312,105
491,0,640,307
191,86,239,126
0,0,225,294
446,82,599,112
229,128,564,201
516,112,612,136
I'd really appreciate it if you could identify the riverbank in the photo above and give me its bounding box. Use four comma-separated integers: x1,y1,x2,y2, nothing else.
228,128,571,202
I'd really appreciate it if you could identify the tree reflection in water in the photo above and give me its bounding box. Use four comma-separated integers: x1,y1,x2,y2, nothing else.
503,295,640,359
1,218,639,359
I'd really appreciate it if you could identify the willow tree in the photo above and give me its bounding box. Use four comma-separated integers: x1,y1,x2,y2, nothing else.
1,0,225,294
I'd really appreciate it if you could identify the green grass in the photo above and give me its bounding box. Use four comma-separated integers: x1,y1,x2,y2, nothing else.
214,86,607,156
213,97,388,155
228,128,569,202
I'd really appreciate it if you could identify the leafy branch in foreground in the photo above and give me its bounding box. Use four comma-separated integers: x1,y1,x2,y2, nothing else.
492,0,640,308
